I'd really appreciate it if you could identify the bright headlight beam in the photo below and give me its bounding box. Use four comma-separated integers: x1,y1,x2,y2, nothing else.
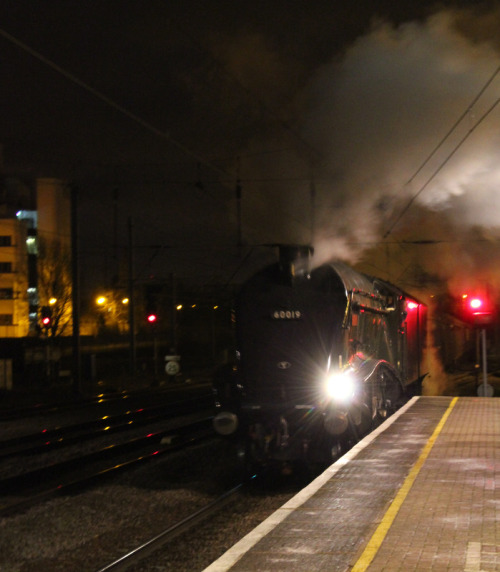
325,371,356,401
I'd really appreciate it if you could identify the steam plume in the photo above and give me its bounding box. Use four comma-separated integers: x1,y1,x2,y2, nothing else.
298,9,500,296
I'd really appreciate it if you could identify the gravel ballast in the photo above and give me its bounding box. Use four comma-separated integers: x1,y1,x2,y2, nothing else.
0,439,300,571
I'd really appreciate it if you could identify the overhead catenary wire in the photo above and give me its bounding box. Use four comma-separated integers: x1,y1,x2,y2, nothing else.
406,65,500,188
384,95,500,238
0,26,316,249
0,26,231,183
8,15,499,270
384,63,500,238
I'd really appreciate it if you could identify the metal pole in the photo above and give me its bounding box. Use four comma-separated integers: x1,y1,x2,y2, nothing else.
170,273,177,351
416,304,421,382
310,174,316,246
128,217,136,377
71,184,82,395
481,328,487,396
153,333,158,378
236,180,242,251
112,188,119,282
475,329,480,387
236,157,242,254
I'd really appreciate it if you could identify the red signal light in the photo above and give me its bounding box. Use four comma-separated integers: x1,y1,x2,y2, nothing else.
469,298,483,311
147,314,157,324
40,305,52,328
463,293,493,325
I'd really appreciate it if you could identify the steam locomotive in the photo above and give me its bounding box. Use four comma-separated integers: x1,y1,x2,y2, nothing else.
213,245,427,470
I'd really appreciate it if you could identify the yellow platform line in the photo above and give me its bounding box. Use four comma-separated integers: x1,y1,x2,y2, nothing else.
351,396,459,572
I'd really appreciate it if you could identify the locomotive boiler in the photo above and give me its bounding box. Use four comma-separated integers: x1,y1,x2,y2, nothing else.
213,245,426,470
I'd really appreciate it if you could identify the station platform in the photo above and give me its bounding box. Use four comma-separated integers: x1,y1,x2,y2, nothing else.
204,396,500,571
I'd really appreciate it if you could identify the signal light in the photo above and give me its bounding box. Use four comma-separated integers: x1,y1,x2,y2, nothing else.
463,293,493,325
147,313,157,324
469,298,483,311
41,306,52,328
467,296,487,315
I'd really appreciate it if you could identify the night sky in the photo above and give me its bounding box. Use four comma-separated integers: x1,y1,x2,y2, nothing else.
1,1,500,301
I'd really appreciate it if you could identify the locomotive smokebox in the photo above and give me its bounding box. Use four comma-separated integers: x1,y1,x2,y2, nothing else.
277,244,314,281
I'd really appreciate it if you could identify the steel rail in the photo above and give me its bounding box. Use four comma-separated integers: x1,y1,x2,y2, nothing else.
0,417,215,516
96,483,245,572
0,394,214,458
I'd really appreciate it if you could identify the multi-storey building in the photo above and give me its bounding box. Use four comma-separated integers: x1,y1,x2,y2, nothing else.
0,176,71,337
0,217,30,337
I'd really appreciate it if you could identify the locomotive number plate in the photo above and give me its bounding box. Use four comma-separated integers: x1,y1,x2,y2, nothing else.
271,310,302,320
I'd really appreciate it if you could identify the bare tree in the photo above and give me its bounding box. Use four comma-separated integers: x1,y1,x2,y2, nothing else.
37,235,72,337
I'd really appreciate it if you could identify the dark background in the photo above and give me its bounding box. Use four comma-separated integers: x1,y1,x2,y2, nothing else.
1,1,500,300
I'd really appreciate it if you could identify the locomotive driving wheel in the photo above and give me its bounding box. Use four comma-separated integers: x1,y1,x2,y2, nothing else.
372,368,401,422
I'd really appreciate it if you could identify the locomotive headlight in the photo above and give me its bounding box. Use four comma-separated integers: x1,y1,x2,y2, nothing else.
325,370,356,402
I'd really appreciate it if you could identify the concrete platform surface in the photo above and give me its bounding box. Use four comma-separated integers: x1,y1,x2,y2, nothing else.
204,396,500,571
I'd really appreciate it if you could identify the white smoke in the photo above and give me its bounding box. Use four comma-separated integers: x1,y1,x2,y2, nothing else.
299,9,500,285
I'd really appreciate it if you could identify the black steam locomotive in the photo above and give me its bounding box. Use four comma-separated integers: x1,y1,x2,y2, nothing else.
213,245,426,470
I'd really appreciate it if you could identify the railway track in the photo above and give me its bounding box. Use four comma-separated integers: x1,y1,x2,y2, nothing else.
0,388,219,515
0,422,315,571
0,393,213,459
0,379,214,422
96,482,247,572
0,414,216,516
0,387,165,421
